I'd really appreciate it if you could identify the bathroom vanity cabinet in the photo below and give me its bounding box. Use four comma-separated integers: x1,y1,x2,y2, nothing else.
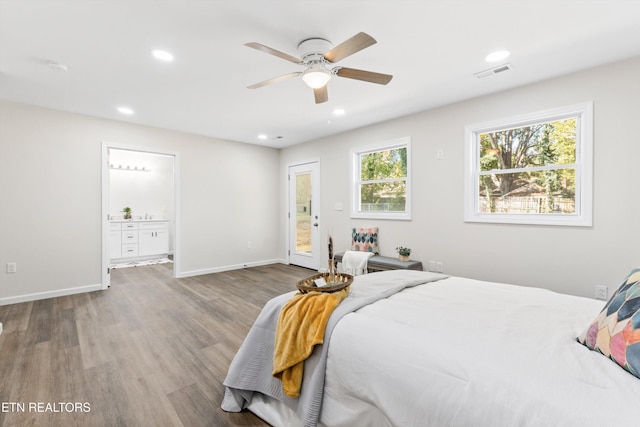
110,220,169,260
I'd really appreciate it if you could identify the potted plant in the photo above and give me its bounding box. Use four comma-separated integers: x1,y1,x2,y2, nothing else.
122,206,132,220
395,246,411,262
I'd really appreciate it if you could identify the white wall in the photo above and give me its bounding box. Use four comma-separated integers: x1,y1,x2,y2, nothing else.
2,56,639,304
280,56,640,298
109,149,174,221
0,102,283,304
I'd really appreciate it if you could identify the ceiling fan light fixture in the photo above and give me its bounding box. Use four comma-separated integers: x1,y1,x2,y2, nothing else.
245,33,391,104
301,66,331,89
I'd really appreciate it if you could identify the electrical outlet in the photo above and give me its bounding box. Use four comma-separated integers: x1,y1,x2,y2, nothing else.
6,263,16,273
428,261,443,273
595,285,608,300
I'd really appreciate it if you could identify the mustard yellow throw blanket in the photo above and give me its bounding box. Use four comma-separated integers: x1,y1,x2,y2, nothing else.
273,288,350,397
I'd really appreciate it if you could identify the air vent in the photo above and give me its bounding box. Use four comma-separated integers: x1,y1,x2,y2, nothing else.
474,63,512,79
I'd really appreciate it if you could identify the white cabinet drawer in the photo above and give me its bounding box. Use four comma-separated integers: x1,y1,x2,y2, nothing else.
122,231,138,243
122,222,139,230
121,244,139,257
109,222,122,231
138,221,168,230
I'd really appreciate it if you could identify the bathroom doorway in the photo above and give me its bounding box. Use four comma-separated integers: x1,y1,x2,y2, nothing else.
101,142,180,288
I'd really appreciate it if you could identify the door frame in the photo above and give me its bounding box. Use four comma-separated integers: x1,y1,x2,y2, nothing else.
287,159,321,271
101,142,181,289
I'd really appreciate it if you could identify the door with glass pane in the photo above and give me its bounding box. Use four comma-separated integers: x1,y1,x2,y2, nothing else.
288,162,320,270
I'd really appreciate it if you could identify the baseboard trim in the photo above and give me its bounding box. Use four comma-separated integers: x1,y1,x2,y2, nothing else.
177,258,287,278
0,283,103,306
0,259,290,305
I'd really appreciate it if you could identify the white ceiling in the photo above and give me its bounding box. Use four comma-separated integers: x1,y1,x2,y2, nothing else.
2,1,640,148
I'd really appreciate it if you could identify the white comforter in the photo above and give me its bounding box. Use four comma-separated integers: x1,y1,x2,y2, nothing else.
223,270,447,426
315,276,640,427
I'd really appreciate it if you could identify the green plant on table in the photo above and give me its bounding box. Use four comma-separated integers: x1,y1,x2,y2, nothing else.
395,246,411,256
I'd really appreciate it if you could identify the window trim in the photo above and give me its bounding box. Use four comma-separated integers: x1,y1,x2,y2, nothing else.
463,102,593,227
351,137,412,220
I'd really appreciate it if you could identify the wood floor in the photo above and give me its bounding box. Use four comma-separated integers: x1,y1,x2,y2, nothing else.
0,262,313,427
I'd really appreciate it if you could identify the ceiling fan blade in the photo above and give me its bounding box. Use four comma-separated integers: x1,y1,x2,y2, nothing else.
247,72,301,89
314,86,328,104
244,42,303,64
336,67,393,85
323,32,377,63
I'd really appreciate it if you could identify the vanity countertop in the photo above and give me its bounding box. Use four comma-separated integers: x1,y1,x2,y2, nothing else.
110,219,168,223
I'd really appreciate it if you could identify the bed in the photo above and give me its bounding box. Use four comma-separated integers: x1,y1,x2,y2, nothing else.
222,269,640,426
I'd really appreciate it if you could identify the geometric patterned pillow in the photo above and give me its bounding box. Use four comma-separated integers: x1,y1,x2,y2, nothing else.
351,227,379,254
577,268,640,380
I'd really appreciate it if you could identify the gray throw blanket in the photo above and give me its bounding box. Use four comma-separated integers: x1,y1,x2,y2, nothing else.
221,270,448,427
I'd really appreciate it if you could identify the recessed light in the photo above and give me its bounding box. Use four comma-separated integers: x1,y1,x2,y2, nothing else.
485,50,511,63
47,61,68,71
151,49,174,62
333,108,345,115
117,107,134,115
257,134,268,140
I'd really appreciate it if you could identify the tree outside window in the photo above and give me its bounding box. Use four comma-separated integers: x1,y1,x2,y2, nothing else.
352,138,411,220
465,103,593,226
478,118,576,214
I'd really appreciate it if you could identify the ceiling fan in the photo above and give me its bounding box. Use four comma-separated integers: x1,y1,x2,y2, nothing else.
245,32,393,104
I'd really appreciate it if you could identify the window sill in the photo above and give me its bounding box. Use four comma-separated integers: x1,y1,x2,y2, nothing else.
464,212,592,227
351,211,412,221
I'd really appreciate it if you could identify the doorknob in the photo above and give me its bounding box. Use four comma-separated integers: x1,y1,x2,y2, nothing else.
313,223,319,227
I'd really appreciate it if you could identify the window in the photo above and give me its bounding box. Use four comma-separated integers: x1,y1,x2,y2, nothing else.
464,102,593,226
351,137,411,220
